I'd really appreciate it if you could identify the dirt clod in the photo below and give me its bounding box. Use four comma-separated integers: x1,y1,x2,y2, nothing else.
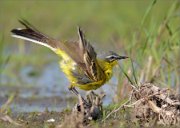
73,91,104,124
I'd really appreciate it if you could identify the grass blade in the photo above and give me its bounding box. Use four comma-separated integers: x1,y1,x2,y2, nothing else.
118,63,134,86
131,58,138,85
141,0,157,27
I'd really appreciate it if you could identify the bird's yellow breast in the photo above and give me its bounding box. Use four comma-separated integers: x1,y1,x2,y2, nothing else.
55,49,117,90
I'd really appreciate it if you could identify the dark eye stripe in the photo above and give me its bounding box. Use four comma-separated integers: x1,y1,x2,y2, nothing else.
106,55,116,59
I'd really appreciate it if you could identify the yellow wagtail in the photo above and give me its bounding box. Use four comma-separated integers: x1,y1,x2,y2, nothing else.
11,20,128,96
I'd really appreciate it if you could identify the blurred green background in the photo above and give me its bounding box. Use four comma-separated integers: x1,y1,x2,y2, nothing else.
0,0,179,110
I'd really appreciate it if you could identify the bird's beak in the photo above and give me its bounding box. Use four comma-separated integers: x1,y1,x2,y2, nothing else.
117,56,129,60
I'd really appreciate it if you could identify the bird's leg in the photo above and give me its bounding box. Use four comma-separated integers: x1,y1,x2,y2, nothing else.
68,86,79,96
68,86,89,105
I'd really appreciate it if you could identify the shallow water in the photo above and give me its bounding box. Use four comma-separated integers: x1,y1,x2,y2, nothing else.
0,62,117,112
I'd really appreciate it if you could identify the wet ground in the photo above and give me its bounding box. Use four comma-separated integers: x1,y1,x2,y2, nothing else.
0,58,122,127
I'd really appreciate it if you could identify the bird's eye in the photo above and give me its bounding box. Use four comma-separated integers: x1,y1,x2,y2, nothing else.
110,56,115,59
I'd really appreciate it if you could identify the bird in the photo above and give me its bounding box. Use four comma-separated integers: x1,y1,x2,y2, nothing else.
11,20,128,96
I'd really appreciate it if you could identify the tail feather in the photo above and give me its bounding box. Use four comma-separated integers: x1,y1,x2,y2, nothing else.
11,20,58,51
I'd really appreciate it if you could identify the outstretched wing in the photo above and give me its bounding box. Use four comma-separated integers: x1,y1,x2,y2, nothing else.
11,20,105,81
55,27,105,81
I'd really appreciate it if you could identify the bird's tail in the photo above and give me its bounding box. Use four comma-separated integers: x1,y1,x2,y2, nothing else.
11,19,59,52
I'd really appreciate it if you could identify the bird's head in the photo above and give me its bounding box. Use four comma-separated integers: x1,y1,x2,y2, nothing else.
104,51,128,66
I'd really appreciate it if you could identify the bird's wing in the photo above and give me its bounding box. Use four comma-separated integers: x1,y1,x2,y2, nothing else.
78,28,101,81
11,19,59,51
58,28,105,81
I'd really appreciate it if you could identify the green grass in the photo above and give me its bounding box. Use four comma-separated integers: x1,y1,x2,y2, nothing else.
0,34,10,84
117,0,180,91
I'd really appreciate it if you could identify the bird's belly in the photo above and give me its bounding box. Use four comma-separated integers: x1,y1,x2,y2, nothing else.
77,79,106,91
77,70,113,90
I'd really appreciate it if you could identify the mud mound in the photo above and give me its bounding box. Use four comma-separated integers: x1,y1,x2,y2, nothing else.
131,83,180,126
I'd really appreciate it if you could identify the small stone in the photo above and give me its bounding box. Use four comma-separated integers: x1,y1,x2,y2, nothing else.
47,118,55,122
